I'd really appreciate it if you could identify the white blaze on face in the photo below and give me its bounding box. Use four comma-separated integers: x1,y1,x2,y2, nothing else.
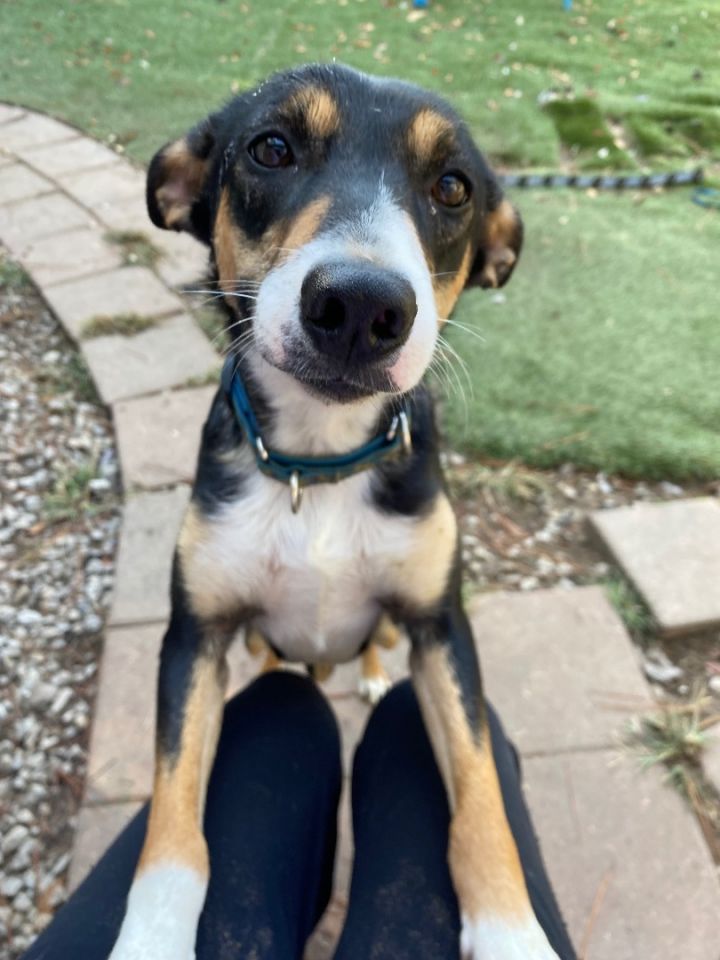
253,185,439,395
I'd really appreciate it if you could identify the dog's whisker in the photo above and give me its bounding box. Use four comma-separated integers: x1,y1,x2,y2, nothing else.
209,316,253,349
185,289,259,301
441,318,486,344
189,278,262,288
437,339,473,400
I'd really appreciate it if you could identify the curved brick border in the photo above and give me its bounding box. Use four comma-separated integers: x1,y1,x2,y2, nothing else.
3,104,720,960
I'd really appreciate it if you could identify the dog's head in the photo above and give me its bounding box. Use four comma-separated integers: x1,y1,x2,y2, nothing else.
148,64,522,403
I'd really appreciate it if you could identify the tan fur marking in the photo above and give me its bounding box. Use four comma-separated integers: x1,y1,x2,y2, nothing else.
280,196,331,252
481,199,519,288
177,503,238,622
213,189,240,296
138,655,227,876
388,493,457,611
372,613,401,650
413,645,531,921
434,242,473,320
286,86,340,139
261,649,282,673
156,138,207,230
407,108,454,166
213,188,278,307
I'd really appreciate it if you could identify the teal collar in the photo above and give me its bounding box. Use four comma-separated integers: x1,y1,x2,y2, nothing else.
221,357,412,512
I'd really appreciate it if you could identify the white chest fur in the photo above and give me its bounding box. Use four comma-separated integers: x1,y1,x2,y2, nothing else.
182,470,428,665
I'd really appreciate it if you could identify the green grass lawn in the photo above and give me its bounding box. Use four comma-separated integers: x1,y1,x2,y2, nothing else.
2,0,719,477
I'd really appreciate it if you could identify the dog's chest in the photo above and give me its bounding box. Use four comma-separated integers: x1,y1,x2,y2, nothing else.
208,473,415,663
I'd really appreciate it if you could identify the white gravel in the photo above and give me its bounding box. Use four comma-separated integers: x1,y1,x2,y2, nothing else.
0,255,120,958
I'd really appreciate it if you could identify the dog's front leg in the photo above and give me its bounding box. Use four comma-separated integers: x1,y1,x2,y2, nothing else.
408,593,560,960
109,571,231,960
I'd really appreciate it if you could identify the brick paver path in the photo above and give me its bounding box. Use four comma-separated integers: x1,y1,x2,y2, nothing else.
2,105,719,960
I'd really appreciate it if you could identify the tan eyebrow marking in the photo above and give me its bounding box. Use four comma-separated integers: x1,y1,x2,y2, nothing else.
284,86,341,139
407,108,455,166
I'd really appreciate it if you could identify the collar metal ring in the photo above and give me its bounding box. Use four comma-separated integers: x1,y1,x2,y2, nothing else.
290,471,303,513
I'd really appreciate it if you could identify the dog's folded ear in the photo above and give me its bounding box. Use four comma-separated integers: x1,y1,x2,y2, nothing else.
467,181,524,289
146,118,217,242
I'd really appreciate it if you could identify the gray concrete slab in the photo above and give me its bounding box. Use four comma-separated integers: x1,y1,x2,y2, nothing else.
471,586,650,755
0,104,26,126
0,191,93,251
152,230,208,289
82,314,218,403
113,386,215,489
85,622,162,803
0,163,54,204
18,136,123,177
42,266,182,340
17,226,123,287
0,112,78,150
58,164,146,210
92,194,153,234
109,485,190,626
524,749,720,960
69,801,143,893
591,498,720,637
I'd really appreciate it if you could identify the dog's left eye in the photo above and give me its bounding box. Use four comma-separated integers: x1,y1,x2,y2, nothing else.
249,133,294,169
432,173,471,208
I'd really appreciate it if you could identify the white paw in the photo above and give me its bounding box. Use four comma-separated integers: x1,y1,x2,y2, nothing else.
460,914,560,960
108,863,206,960
358,673,391,705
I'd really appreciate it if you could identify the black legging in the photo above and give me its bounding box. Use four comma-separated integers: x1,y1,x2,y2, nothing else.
23,674,576,959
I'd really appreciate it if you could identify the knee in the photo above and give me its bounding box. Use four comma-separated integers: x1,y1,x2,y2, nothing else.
222,670,341,757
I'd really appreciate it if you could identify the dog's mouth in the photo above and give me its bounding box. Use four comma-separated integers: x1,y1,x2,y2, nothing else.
270,351,399,404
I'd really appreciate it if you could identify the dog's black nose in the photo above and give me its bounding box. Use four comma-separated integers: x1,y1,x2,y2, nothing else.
300,262,417,365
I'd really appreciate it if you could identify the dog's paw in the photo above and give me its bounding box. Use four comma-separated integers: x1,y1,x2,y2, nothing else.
460,914,560,960
108,864,205,960
358,672,391,704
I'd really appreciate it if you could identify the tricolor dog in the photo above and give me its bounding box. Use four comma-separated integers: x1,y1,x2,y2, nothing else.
109,64,559,960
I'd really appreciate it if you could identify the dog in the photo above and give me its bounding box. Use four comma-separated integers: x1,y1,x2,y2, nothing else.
108,63,560,960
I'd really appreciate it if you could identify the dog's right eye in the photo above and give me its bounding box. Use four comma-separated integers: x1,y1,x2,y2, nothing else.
249,133,294,169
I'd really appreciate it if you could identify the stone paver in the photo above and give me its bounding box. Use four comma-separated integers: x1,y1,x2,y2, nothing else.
471,586,649,754
524,749,720,960
0,105,26,125
0,163,54,204
69,801,143,893
82,313,218,403
109,485,190,626
42,266,183,340
153,230,208,288
17,226,123,287
94,194,154,234
86,623,162,803
0,112,78,150
591,498,720,637
0,191,92,251
113,386,215,489
58,164,146,210
85,621,260,805
18,136,123,177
